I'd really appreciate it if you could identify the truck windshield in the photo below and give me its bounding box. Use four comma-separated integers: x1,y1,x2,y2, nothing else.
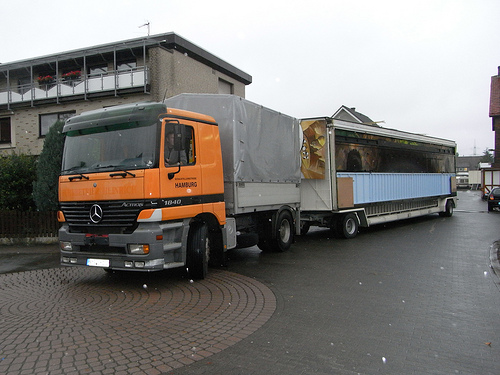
61,122,159,175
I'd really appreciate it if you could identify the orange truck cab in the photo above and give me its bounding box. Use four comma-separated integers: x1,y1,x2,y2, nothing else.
59,96,301,279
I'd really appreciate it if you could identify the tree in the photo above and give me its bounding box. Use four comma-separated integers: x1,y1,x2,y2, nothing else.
0,154,37,210
33,120,66,211
480,148,494,164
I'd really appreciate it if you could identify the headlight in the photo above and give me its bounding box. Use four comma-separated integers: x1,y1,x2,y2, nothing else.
128,244,150,255
60,241,72,251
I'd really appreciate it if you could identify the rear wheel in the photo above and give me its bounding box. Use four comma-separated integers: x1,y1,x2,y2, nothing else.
258,210,294,252
187,222,210,279
337,213,359,239
439,200,454,217
276,210,294,251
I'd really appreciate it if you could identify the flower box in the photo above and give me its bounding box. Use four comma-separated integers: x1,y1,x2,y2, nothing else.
62,70,81,81
37,75,55,84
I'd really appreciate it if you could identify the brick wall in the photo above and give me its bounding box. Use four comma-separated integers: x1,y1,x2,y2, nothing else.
491,68,500,167
490,73,500,117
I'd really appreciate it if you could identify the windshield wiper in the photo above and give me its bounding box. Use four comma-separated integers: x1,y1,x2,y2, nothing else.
68,173,90,181
110,169,136,178
89,164,137,177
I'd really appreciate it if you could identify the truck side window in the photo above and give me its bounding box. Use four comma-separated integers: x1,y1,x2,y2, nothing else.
165,125,195,167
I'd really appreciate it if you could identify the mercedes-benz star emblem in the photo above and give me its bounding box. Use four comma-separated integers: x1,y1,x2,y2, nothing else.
89,204,103,224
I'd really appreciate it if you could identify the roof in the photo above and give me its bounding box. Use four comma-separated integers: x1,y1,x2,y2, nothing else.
457,156,482,170
0,32,252,85
332,105,378,126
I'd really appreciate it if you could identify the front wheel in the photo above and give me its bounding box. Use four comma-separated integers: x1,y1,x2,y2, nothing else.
187,222,210,279
337,213,359,239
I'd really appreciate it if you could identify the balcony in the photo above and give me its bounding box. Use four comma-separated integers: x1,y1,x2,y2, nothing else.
0,66,149,108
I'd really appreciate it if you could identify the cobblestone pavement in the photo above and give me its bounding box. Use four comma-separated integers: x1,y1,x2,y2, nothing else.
0,267,275,374
0,190,499,374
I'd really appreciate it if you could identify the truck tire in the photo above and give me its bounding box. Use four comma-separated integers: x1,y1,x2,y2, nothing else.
337,213,359,239
275,210,294,252
439,200,454,217
258,210,294,252
187,222,210,279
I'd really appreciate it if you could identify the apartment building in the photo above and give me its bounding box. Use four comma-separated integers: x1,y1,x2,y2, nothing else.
0,32,252,155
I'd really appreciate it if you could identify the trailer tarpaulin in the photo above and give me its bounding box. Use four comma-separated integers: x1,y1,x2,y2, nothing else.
164,94,301,184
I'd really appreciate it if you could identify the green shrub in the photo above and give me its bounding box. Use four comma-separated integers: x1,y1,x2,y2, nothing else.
33,120,66,211
0,154,37,211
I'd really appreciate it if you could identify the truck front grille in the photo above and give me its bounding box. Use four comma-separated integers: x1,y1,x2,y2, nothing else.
60,200,145,233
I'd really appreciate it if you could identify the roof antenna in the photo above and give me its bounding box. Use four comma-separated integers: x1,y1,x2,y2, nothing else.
139,21,150,36
162,86,168,102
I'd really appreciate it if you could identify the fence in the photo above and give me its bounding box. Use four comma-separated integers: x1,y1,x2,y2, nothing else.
0,211,59,241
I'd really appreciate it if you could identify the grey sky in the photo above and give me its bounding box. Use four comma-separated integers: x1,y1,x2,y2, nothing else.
3,0,499,155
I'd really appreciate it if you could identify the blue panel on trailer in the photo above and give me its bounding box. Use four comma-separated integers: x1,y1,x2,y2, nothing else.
337,173,454,204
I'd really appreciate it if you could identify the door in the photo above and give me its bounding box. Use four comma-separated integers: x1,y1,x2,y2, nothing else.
159,120,203,221
299,118,335,211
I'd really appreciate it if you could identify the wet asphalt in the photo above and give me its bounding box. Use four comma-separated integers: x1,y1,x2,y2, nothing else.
0,190,499,374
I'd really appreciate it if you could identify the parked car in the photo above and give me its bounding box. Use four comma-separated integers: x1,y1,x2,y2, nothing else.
488,188,500,212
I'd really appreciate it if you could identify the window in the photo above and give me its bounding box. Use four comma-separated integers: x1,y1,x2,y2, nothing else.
117,61,137,71
0,118,11,144
165,125,195,167
218,78,234,94
62,121,159,174
40,111,75,137
89,65,108,77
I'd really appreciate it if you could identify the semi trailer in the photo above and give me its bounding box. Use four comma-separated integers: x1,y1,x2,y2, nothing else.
58,94,456,278
299,117,456,238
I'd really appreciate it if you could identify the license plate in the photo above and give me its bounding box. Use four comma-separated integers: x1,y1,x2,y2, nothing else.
87,258,110,268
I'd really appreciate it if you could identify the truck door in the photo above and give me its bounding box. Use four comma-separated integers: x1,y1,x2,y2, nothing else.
159,120,202,220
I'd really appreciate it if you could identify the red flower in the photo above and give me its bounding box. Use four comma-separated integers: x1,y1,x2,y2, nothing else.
62,70,81,79
37,75,54,83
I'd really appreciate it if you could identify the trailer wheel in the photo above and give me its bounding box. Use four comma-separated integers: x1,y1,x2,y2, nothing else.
439,200,454,217
187,222,210,279
338,213,359,239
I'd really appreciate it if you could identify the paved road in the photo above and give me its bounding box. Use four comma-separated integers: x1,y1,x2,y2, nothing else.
0,190,499,374
174,190,500,374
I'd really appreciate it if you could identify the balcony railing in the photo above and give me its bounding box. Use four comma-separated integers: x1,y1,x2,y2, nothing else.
0,66,149,107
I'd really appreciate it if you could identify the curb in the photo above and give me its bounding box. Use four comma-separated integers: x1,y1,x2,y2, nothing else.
489,241,500,284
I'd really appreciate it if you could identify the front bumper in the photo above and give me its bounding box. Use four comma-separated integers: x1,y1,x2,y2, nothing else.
58,220,188,271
